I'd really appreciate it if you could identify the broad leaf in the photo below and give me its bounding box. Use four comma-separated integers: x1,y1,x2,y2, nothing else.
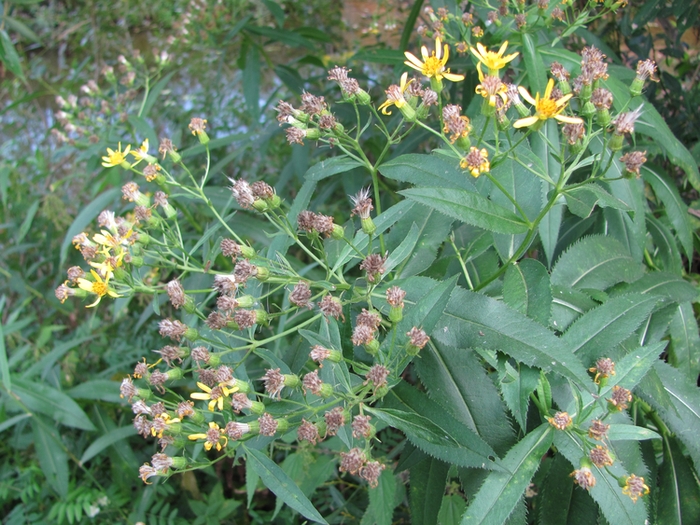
460,424,553,524
668,302,700,380
304,156,363,181
498,360,540,432
657,437,700,525
380,153,476,191
538,454,599,525
410,457,450,525
32,416,69,498
435,286,592,391
503,259,552,326
612,272,698,303
80,426,138,464
551,235,643,290
400,187,529,234
561,294,659,366
533,121,563,266
13,383,95,431
366,469,397,525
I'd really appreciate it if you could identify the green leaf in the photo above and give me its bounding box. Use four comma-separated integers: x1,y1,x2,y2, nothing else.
244,25,314,49
598,341,667,400
304,156,363,181
140,70,177,117
435,286,592,391
380,153,476,190
551,285,599,332
384,223,421,275
538,454,599,525
564,187,599,219
13,383,95,431
604,67,700,191
367,469,397,525
641,362,700,478
490,149,542,260
498,361,540,431
0,304,10,392
533,120,563,266
657,436,700,525
127,115,158,150
409,457,449,525
551,235,644,290
642,165,693,260
613,272,698,303
439,495,468,525
553,431,648,525
244,445,328,524
60,189,121,266
32,416,69,498
17,200,39,243
3,16,41,43
0,413,30,433
607,424,661,441
366,405,500,470
244,44,260,122
0,29,25,80
415,343,516,455
503,259,552,326
67,379,123,403
521,34,547,94
400,188,529,234
646,215,683,273
561,294,659,365
668,302,700,380
80,426,137,464
460,424,553,524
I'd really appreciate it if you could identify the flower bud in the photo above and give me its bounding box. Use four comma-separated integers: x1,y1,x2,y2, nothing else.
184,327,199,342
609,133,625,152
249,400,265,415
580,101,595,118
361,217,376,236
283,374,300,389
355,89,372,105
166,368,184,381
197,131,210,145
398,103,417,122
319,383,334,398
275,418,289,433
365,339,380,356
129,255,145,267
255,267,270,282
455,135,472,152
305,128,321,140
252,198,269,212
596,108,611,128
254,309,269,325
331,223,345,240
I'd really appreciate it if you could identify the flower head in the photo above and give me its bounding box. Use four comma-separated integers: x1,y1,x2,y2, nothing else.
190,381,238,411
378,73,414,115
129,139,152,164
404,37,465,83
622,474,649,502
571,467,596,490
460,147,490,178
76,269,121,307
475,69,508,107
470,41,519,76
514,79,583,129
102,142,131,168
188,421,227,451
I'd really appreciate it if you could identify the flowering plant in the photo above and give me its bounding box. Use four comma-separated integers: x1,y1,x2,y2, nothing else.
56,1,700,524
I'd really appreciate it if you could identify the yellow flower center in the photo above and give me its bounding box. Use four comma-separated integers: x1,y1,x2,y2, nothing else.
536,98,559,119
108,151,126,164
90,281,108,297
422,56,444,78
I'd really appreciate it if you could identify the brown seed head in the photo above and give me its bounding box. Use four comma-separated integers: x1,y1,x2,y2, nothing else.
571,467,596,490
589,445,614,467
263,368,285,398
167,280,186,309
258,413,279,436
360,461,386,488
609,385,632,410
548,411,572,430
360,253,387,283
319,295,343,320
619,151,647,177
297,419,321,445
352,414,372,439
339,447,366,474
302,370,324,396
290,281,313,308
324,406,346,436
158,319,188,341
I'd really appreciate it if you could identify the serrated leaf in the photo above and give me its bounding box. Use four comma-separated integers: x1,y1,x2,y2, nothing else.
503,259,552,326
642,165,693,260
498,361,539,431
32,416,69,498
564,187,599,218
367,469,397,525
366,405,499,470
646,215,683,273
410,457,449,525
551,286,598,332
553,431,648,525
657,436,700,525
243,44,260,121
380,153,475,190
490,149,543,260
400,187,529,234
597,341,667,401
533,120,563,266
416,343,516,455
613,272,698,303
384,222,421,275
561,294,659,365
440,495,468,525
0,29,25,80
538,454,599,525
551,235,643,290
435,286,592,391
244,445,328,524
668,302,700,380
522,33,547,94
13,383,95,430
640,362,700,478
460,424,553,525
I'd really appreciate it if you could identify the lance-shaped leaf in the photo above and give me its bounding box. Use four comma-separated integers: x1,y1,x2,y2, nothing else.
244,445,328,524
612,272,699,303
551,235,643,290
657,436,700,525
435,286,592,391
502,259,552,326
460,424,553,524
13,383,95,431
416,343,516,456
410,456,450,525
537,453,599,525
400,187,529,234
668,302,700,381
639,362,700,478
561,294,659,365
553,431,648,525
366,405,500,471
533,121,563,267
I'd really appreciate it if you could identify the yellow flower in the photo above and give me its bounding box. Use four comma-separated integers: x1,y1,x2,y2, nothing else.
622,474,649,503
404,37,465,83
475,67,508,107
470,41,519,76
188,421,228,452
190,382,238,411
129,139,152,164
101,142,131,168
460,147,490,178
76,269,121,307
378,73,414,115
513,79,583,129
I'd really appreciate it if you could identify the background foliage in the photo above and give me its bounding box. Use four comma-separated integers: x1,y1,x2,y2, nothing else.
1,1,699,524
